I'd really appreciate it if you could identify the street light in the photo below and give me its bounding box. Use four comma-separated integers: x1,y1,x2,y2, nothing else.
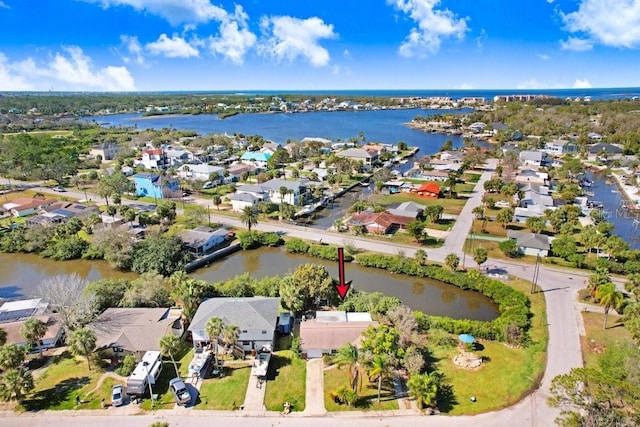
531,254,541,294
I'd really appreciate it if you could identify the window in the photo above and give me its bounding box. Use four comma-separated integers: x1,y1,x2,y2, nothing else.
242,330,248,333
261,330,267,334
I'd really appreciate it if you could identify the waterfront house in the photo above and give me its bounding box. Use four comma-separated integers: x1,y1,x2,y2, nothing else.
226,163,256,182
0,298,49,322
133,173,180,199
299,311,377,359
336,148,378,171
178,226,229,256
515,169,549,185
519,150,547,167
189,297,280,353
2,197,57,217
542,140,577,156
164,147,193,166
588,143,623,159
1,314,64,352
89,143,121,163
410,182,441,198
235,179,308,206
87,307,184,358
506,230,553,257
240,151,271,169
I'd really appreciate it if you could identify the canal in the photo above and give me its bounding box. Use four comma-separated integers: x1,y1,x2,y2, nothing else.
0,249,498,321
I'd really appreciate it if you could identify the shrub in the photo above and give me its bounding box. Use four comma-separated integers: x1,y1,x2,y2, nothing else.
115,353,137,376
258,232,283,247
284,238,310,254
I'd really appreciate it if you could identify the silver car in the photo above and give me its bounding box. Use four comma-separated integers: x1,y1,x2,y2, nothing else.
168,377,191,406
111,384,124,407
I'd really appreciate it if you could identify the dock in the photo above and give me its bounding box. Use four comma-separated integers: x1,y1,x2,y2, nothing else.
184,241,241,272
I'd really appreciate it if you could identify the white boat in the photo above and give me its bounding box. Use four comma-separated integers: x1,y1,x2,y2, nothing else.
250,351,271,377
188,348,211,375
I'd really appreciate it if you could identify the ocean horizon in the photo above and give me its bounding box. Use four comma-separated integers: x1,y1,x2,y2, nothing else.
6,87,640,101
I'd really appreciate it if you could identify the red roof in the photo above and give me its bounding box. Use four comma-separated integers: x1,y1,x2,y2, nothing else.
415,183,441,194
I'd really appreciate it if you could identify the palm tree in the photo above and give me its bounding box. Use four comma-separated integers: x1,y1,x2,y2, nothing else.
367,354,391,404
496,208,514,229
0,366,33,403
240,205,258,231
205,317,223,355
444,253,460,271
221,324,240,358
407,371,442,410
596,283,624,329
159,334,182,377
473,247,488,271
414,249,427,266
445,170,458,198
625,273,640,302
68,327,97,371
20,318,48,359
333,343,361,392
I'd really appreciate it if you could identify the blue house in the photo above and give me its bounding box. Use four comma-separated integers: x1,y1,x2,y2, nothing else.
240,151,272,168
133,173,180,199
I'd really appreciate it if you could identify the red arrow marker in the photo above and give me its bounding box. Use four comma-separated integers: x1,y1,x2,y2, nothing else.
334,247,351,300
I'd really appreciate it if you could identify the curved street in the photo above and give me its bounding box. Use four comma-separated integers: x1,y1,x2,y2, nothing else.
0,167,602,425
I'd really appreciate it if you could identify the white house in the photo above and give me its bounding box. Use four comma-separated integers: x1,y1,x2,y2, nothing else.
235,179,308,206
519,150,546,167
506,230,553,257
229,192,262,212
178,164,225,182
188,297,280,353
179,226,229,255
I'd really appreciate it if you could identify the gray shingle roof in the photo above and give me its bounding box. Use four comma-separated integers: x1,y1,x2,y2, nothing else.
507,230,551,250
189,297,280,340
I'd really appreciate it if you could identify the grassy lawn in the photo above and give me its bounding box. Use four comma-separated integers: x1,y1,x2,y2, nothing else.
373,193,467,216
264,350,306,412
20,352,105,411
425,218,456,231
196,365,251,410
580,311,630,369
364,231,444,248
430,278,547,415
464,173,481,183
324,365,398,411
138,361,182,410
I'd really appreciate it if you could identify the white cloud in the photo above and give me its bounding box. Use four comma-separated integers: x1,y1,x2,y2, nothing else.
537,53,551,60
120,35,146,65
387,0,468,57
0,2,9,9
146,34,199,58
458,83,473,90
259,16,337,67
561,0,640,48
560,36,593,51
517,78,546,90
208,5,256,64
573,78,592,88
0,47,136,91
80,0,227,26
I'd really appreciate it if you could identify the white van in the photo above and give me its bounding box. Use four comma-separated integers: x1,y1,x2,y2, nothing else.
126,351,163,396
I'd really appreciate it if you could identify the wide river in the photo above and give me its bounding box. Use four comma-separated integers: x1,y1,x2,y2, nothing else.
0,248,498,321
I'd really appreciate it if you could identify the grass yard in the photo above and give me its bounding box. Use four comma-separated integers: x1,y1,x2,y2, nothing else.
464,173,481,183
373,193,467,216
580,310,630,369
324,365,398,411
20,352,105,411
264,350,306,412
430,278,547,415
196,365,251,410
138,361,182,410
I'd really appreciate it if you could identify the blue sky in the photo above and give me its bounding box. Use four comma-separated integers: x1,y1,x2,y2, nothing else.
1,0,639,91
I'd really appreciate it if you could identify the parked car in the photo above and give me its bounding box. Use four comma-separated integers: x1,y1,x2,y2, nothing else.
168,377,191,406
111,384,124,407
52,185,66,192
202,181,215,189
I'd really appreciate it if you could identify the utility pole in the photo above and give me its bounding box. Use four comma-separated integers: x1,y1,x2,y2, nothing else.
531,254,541,294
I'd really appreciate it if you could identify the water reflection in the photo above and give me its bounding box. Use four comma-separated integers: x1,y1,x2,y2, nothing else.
0,249,499,321
193,247,498,321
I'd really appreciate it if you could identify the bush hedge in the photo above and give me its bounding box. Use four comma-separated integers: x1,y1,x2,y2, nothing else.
284,238,353,262
354,253,531,342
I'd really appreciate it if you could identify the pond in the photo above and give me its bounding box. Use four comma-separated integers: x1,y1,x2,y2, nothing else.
0,249,498,321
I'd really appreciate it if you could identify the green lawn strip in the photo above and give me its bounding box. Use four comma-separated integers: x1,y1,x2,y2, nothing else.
177,348,195,378
196,365,251,410
463,173,481,183
324,365,398,411
432,278,547,415
20,353,104,411
264,350,306,412
580,311,630,369
373,193,467,216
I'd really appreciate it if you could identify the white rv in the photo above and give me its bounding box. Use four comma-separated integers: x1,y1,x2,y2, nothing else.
126,351,163,396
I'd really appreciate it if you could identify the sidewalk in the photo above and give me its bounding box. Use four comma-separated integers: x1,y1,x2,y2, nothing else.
242,374,267,412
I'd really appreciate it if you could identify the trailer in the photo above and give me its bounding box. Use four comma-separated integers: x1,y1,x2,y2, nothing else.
126,351,163,396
